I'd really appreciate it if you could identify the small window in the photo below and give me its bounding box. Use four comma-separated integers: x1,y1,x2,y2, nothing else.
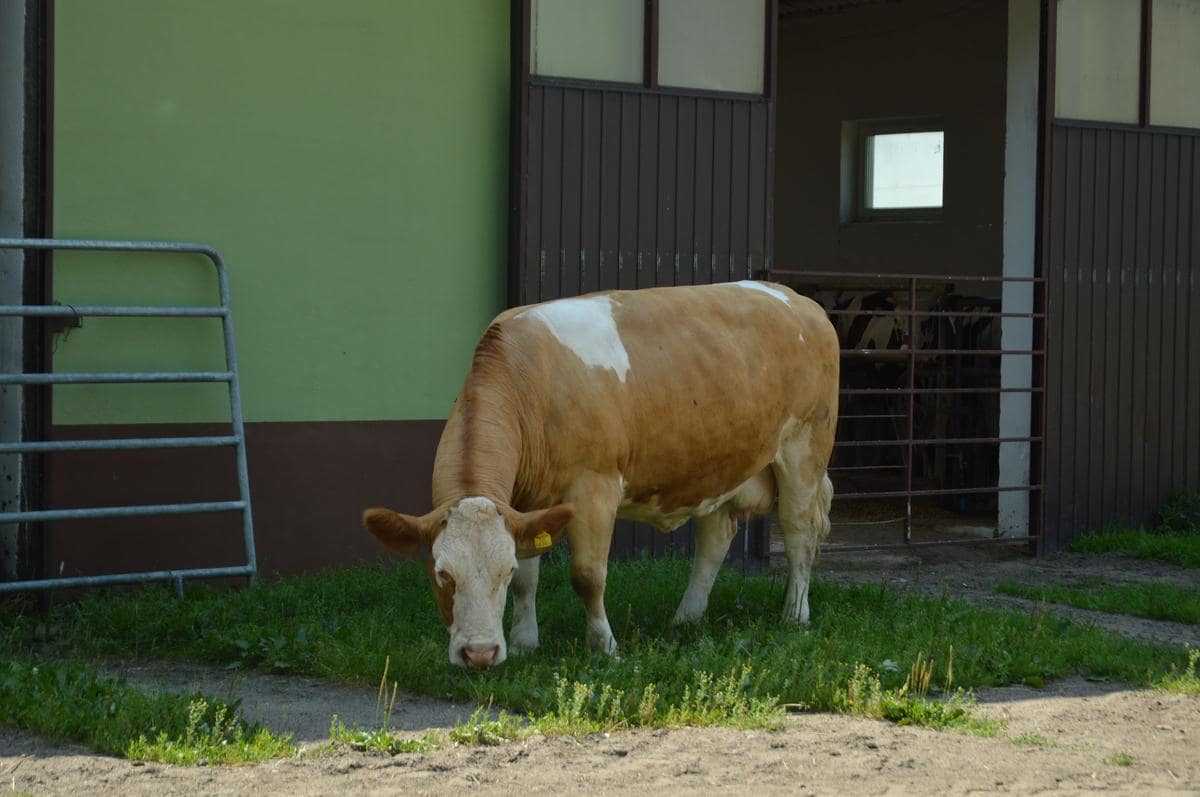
865,131,945,210
842,121,944,222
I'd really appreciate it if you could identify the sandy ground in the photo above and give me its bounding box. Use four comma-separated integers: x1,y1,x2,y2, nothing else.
3,549,1199,795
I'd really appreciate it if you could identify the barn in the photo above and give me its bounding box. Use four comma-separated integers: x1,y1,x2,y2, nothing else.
1,0,1198,589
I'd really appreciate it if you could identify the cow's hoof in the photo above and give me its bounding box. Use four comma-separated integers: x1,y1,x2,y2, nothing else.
588,631,618,656
671,607,704,625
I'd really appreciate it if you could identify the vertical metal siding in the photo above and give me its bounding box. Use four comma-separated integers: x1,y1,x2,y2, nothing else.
521,85,772,305
1046,124,1200,547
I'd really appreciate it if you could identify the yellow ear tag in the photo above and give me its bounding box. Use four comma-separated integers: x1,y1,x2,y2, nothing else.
533,531,553,550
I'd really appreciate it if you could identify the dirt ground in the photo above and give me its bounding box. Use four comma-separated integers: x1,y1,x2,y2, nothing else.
3,548,1199,795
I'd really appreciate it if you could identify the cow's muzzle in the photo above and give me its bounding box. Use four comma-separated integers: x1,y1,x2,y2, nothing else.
461,644,501,668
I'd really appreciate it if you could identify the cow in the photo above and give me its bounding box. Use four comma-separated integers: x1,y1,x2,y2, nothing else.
363,281,839,668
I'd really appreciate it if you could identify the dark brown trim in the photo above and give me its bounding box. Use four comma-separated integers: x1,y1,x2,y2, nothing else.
763,0,777,274
19,0,53,579
764,0,777,100
1138,0,1152,129
1054,117,1200,138
1034,0,1055,554
529,75,770,104
644,0,658,90
508,0,531,308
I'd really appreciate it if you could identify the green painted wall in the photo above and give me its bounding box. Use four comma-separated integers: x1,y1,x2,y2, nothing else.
52,0,509,424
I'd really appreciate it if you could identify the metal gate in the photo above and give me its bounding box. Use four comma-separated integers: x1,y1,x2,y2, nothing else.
765,268,1046,553
0,238,256,593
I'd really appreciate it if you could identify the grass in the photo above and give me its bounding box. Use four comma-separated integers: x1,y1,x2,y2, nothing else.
0,655,296,764
1104,751,1136,766
4,556,1199,745
996,579,1200,625
1070,527,1200,568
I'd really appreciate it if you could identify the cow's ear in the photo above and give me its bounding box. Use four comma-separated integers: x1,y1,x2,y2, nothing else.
504,503,575,559
362,507,442,557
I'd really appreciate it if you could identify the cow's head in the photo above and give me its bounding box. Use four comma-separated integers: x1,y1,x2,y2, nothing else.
362,497,573,668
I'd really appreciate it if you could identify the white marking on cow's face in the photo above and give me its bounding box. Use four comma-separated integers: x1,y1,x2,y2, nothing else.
733,280,792,304
798,332,806,343
430,497,517,668
518,296,631,381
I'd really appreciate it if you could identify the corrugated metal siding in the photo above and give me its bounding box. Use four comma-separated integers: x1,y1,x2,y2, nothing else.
1045,123,1200,548
521,85,772,305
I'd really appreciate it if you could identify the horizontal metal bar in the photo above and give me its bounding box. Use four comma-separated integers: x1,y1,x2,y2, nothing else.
768,268,1044,283
839,414,908,420
821,535,1036,554
841,348,1043,357
0,500,246,524
833,484,1042,500
0,304,227,318
831,516,907,526
828,464,907,472
0,237,220,258
825,308,1044,319
0,436,239,454
835,435,1042,448
0,371,233,385
0,565,255,593
842,386,1043,396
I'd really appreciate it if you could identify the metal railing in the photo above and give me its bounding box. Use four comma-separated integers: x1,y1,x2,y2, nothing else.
765,268,1045,553
0,238,256,592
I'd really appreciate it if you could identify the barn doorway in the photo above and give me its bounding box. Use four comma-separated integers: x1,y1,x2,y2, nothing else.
769,0,1044,554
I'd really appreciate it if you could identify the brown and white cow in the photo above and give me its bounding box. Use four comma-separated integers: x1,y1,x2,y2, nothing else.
363,281,839,668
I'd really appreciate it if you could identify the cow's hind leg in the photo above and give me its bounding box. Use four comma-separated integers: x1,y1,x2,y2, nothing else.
672,510,738,625
566,476,622,654
508,555,540,655
774,423,834,624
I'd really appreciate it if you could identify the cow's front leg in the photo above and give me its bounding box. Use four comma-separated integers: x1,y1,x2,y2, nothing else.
508,555,540,655
672,510,737,624
566,477,621,655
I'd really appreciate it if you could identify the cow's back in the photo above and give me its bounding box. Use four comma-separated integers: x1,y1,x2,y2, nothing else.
492,282,838,513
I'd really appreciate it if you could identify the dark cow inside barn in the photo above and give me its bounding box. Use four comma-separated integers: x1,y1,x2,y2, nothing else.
363,281,840,668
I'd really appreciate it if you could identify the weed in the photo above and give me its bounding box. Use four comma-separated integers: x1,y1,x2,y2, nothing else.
1158,648,1200,695
329,715,437,755
1011,732,1049,748
1104,751,1135,766
1158,491,1200,535
449,706,529,746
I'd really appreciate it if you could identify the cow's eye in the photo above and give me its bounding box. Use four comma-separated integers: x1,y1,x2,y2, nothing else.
435,568,452,586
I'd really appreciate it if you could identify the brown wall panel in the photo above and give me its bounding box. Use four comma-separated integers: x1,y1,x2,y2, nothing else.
43,420,444,580
519,85,772,305
1046,123,1200,545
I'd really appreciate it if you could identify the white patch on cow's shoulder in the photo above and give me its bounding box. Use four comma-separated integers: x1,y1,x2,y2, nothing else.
733,280,792,304
517,296,631,381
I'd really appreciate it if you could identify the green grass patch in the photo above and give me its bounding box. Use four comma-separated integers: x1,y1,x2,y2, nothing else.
1104,751,1136,766
0,656,296,764
996,579,1200,625
3,557,1196,738
1069,527,1200,568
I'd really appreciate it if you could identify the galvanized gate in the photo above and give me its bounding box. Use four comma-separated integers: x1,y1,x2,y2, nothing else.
0,238,256,593
765,268,1046,554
